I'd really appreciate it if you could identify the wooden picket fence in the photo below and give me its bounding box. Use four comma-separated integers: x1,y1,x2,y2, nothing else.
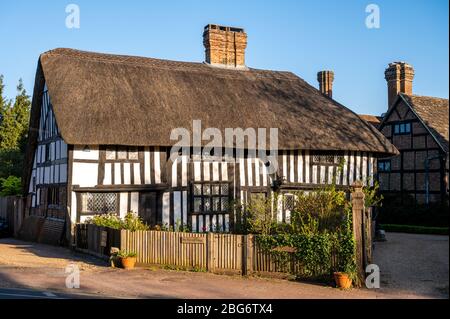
74,183,372,278
75,225,338,277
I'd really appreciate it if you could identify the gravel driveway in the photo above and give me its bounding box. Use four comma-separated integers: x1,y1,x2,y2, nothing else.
373,232,449,298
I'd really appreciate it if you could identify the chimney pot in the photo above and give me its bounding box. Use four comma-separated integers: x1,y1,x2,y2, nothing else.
317,70,334,98
385,62,414,109
203,24,247,69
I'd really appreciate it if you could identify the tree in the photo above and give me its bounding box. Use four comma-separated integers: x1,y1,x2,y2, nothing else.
0,176,22,196
0,78,31,150
0,77,31,191
0,75,11,125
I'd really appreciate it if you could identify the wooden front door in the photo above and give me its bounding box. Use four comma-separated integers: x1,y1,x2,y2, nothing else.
139,192,159,227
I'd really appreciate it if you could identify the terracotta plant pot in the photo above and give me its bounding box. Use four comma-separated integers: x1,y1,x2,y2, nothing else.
121,257,137,270
333,272,353,289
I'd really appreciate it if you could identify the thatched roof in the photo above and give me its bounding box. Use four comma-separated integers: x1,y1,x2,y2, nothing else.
31,48,397,154
358,114,382,128
401,93,449,153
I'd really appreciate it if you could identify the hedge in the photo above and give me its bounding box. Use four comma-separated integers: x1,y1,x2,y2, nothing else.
380,224,449,235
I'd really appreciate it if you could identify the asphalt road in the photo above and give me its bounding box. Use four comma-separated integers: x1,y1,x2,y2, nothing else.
0,287,68,299
0,287,115,299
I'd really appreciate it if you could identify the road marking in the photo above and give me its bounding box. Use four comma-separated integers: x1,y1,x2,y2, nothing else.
43,291,57,297
0,292,55,299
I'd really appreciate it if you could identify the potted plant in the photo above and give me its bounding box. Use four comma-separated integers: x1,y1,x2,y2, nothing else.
118,250,137,269
333,266,356,289
333,219,358,289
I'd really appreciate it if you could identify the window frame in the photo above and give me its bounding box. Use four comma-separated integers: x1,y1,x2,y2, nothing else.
47,186,60,208
104,146,140,162
377,160,391,172
311,152,344,165
393,122,412,136
191,182,231,215
79,192,119,216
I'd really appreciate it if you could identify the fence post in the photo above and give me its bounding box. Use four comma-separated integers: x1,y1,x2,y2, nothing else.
351,181,366,286
243,234,254,276
120,229,126,250
206,232,215,273
245,234,254,275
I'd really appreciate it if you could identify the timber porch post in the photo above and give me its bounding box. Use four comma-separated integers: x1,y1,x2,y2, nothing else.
351,181,366,286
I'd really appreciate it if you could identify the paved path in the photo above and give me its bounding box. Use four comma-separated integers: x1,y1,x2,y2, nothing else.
0,234,448,299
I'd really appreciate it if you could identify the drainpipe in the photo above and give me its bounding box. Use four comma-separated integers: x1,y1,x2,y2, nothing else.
425,155,443,205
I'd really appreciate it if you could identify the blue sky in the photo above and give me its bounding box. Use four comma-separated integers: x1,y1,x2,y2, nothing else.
0,0,448,115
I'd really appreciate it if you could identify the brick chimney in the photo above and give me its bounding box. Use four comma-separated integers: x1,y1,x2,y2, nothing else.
317,70,334,98
384,62,414,109
203,24,247,69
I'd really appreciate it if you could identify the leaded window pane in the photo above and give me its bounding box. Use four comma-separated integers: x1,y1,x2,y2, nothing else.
212,197,220,211
194,184,202,195
203,198,211,211
81,193,117,214
326,155,334,163
334,155,343,164
117,147,127,159
221,197,229,211
221,184,229,195
128,147,138,160
203,184,211,195
106,148,116,160
211,185,220,195
285,194,295,211
194,198,202,212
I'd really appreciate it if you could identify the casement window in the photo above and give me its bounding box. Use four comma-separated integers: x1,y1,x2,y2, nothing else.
312,153,343,165
284,194,296,212
80,192,118,215
47,187,60,207
44,144,51,162
377,160,391,172
105,146,139,161
280,193,297,223
192,183,230,214
393,122,411,135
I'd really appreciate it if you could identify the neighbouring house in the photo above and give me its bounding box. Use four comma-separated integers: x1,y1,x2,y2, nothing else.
361,62,449,205
21,24,397,244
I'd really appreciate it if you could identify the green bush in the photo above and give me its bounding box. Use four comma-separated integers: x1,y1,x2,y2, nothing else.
291,185,348,233
86,212,149,231
117,250,137,258
244,184,358,281
0,175,21,196
380,224,449,235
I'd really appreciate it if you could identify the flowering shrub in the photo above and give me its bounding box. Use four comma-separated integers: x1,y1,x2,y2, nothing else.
86,212,149,231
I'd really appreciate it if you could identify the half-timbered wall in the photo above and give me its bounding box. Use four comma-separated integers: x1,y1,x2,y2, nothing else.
70,145,376,232
28,84,68,219
378,99,448,203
